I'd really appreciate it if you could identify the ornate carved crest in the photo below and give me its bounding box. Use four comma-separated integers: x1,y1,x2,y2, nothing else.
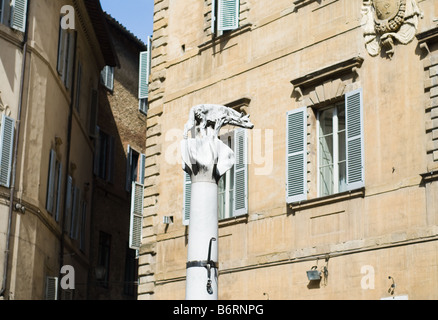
373,0,402,21
373,0,405,33
362,0,422,58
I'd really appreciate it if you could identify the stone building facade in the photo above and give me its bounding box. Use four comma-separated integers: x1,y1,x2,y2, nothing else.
0,0,117,299
139,0,438,300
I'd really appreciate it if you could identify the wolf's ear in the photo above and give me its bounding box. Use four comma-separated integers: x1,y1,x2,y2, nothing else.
241,112,244,117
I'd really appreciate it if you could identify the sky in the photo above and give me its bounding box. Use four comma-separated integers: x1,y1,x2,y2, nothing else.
100,0,154,44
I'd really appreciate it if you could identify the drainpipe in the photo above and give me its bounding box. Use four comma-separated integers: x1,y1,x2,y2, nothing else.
0,0,31,298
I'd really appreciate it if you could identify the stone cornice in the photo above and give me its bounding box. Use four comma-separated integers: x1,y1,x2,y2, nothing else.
416,27,438,54
291,56,364,94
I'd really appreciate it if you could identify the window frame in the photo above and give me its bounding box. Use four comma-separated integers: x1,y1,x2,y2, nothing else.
286,88,364,205
211,0,240,36
218,131,235,220
94,128,115,183
316,101,347,197
125,145,145,192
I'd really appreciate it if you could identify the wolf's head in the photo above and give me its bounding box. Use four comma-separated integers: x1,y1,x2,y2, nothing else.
230,113,254,129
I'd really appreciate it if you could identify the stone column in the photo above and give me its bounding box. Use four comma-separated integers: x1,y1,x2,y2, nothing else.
181,104,253,300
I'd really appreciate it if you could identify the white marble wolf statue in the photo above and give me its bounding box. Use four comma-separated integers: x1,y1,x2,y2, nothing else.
183,104,254,139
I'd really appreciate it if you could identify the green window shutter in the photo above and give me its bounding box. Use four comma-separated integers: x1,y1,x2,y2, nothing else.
345,88,365,190
139,153,146,185
129,182,144,250
46,149,56,214
45,276,58,300
0,115,15,188
107,135,115,183
217,0,239,31
101,66,114,91
65,32,76,89
79,201,87,251
286,107,307,203
107,66,114,90
233,128,248,216
211,0,216,34
138,51,149,99
75,61,82,112
64,175,73,233
70,186,80,239
55,162,62,222
10,0,28,32
182,172,191,226
125,145,132,192
57,23,66,76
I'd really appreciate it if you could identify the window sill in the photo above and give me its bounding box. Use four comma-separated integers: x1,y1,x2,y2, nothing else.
218,214,248,228
288,187,365,213
198,23,252,53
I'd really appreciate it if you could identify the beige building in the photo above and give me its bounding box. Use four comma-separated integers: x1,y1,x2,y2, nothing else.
0,0,117,299
139,0,438,300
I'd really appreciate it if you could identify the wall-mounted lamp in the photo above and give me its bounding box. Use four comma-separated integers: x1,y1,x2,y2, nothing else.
306,257,329,282
307,266,321,281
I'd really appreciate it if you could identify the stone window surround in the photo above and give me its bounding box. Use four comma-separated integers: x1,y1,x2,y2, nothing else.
417,26,438,182
289,56,365,212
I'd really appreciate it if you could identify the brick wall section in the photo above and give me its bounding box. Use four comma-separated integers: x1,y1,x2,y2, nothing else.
138,0,168,300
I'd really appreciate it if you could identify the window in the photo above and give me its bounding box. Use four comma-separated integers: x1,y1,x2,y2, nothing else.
183,127,248,225
0,0,28,31
101,66,114,91
218,132,235,220
57,16,75,88
97,232,111,287
124,246,138,296
46,149,63,221
94,128,115,182
317,103,346,197
286,88,364,204
139,98,148,115
211,0,240,35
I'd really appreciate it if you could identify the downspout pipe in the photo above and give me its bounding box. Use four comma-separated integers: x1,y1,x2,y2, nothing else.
1,0,31,298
